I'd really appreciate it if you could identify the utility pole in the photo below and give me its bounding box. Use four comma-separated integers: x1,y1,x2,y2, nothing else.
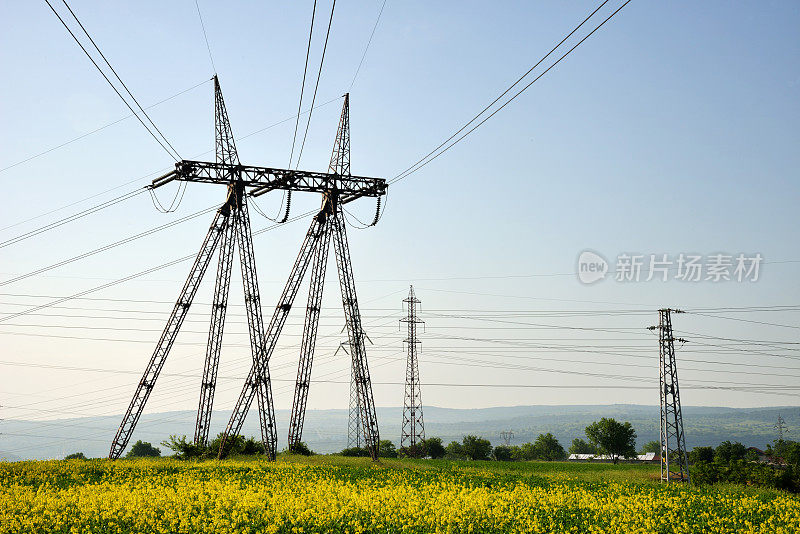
652,308,691,484
775,414,788,442
108,82,386,461
400,286,425,449
500,430,514,447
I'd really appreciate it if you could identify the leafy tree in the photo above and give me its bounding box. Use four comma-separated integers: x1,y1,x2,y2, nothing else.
745,449,761,462
444,441,466,460
378,439,398,458
689,446,714,464
421,437,445,459
492,445,513,461
65,452,86,460
518,442,537,461
585,418,637,464
125,440,161,458
714,441,747,463
532,433,566,461
568,438,598,455
161,435,204,459
208,433,247,459
509,445,524,461
288,442,313,456
398,444,425,459
242,437,266,456
340,447,369,457
461,435,492,461
639,440,661,455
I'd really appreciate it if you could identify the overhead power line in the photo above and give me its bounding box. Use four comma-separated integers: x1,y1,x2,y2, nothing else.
288,0,319,169
348,0,388,91
0,79,210,175
392,0,632,183
43,0,181,161
193,0,217,73
295,0,338,169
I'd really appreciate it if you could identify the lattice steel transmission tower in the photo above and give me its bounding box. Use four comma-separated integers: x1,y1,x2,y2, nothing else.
775,414,788,441
655,308,691,484
108,82,386,461
400,286,425,449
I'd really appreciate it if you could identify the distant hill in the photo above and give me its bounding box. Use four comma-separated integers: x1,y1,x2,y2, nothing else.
1,404,797,460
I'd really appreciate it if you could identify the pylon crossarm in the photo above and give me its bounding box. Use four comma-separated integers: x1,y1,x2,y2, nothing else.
219,206,330,455
150,160,386,203
331,208,380,460
194,212,237,446
109,205,230,459
288,209,333,448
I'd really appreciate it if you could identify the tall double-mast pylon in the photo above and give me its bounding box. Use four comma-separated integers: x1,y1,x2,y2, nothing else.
109,79,385,461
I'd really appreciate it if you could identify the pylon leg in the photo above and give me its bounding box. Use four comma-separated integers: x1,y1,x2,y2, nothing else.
287,207,332,449
331,207,380,460
194,213,237,446
109,204,231,459
219,205,329,457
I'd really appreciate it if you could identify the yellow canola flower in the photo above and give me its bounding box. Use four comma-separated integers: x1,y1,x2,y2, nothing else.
0,459,798,533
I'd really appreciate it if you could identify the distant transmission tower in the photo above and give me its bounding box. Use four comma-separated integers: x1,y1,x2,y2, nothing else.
400,286,425,449
655,308,691,484
500,430,514,446
775,414,788,441
347,348,362,449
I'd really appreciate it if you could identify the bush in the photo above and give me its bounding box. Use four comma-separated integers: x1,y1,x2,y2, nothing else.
126,440,161,458
64,452,86,460
288,442,313,456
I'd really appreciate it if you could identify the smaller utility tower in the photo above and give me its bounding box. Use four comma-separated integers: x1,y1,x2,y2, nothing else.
775,414,788,441
654,308,691,484
347,356,362,449
400,286,425,449
500,430,514,447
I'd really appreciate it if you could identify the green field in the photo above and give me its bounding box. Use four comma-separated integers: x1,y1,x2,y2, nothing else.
2,455,799,533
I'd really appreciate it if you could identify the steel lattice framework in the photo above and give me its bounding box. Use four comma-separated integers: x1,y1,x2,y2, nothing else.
109,81,385,461
400,286,425,449
657,308,691,484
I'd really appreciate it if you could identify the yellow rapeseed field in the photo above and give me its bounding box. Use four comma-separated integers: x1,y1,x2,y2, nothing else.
1,458,798,533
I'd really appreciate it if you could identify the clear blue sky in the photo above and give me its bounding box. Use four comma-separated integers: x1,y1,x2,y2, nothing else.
1,0,798,445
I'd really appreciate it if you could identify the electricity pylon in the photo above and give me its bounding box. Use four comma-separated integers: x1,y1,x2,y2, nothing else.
400,286,425,449
284,94,382,459
656,308,691,484
109,81,386,461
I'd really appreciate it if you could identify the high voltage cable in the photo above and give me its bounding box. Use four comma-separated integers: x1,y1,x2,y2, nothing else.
0,206,218,287
57,0,183,161
0,79,210,175
392,0,609,182
43,0,181,161
0,189,146,249
348,0,387,91
288,0,319,169
391,0,632,184
295,0,338,169
193,0,217,74
0,209,317,323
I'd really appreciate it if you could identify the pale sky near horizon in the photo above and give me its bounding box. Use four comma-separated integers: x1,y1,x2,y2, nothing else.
1,0,799,454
